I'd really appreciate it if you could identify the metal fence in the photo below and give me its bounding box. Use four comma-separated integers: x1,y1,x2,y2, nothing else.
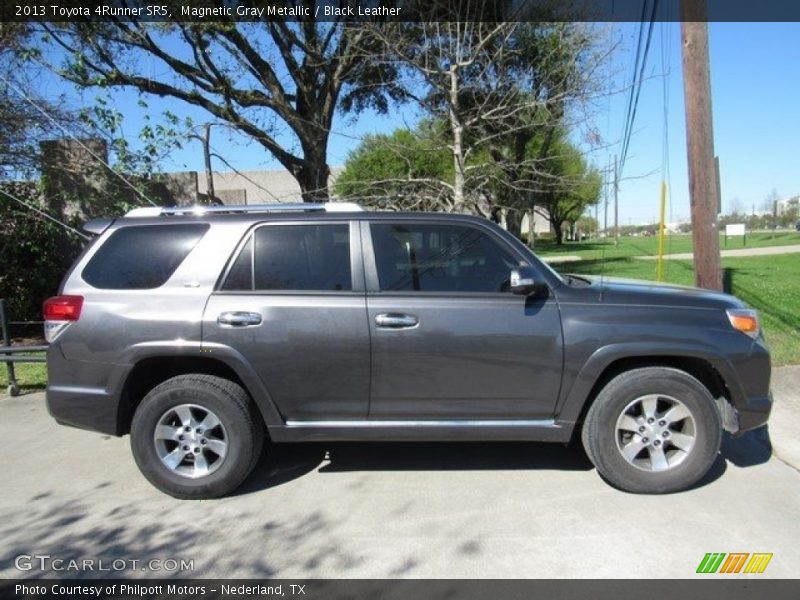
1,299,47,397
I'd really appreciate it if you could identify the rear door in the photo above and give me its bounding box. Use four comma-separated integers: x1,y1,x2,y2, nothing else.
363,219,563,420
203,220,370,421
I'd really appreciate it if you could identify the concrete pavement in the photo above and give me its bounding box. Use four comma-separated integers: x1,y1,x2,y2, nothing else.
636,243,800,260
1,369,799,579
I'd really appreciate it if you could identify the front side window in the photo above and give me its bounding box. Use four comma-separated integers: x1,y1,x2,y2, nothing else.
222,224,352,292
82,224,209,290
370,222,519,293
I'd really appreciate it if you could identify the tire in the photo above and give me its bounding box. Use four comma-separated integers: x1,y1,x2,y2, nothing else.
581,367,721,494
131,374,264,499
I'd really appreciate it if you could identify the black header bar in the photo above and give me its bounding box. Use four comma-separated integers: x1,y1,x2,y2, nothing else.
2,1,800,23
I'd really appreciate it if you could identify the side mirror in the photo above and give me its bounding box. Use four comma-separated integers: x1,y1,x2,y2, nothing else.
510,266,539,296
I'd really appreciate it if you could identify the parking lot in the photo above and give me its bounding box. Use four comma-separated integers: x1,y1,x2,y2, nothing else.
1,368,799,579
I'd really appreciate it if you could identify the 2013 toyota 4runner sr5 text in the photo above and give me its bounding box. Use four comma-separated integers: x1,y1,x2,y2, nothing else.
43,203,772,499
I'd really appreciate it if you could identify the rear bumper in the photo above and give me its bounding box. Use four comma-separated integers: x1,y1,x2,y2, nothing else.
46,385,119,435
46,344,123,436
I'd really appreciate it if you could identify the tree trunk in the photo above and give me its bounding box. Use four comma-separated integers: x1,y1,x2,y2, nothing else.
505,209,524,241
449,66,466,212
202,124,215,204
297,137,331,202
553,220,564,245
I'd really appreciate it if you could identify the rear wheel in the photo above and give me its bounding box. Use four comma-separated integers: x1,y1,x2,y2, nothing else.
582,367,721,493
131,374,264,499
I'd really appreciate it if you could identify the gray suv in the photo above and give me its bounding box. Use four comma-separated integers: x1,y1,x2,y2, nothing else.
44,203,772,498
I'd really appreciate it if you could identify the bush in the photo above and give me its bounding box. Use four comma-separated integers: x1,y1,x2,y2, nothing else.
0,184,85,323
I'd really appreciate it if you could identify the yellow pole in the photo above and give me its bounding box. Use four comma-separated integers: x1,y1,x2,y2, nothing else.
656,181,668,282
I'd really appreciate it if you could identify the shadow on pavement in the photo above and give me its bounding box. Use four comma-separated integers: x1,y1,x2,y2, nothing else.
319,441,593,472
689,425,774,491
236,440,593,496
721,425,773,468
238,427,773,495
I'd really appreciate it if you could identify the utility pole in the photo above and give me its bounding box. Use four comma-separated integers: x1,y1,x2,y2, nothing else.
603,157,610,242
613,154,619,246
681,0,723,290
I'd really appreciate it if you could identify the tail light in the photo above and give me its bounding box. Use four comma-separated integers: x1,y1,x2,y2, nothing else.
43,296,84,321
43,296,83,343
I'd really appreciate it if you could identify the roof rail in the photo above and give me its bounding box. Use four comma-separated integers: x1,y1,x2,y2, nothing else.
125,202,364,217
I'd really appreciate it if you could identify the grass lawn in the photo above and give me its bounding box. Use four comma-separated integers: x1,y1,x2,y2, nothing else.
0,355,47,393
551,253,800,366
534,231,800,261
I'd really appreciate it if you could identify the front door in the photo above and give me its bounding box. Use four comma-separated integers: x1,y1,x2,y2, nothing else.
203,221,369,421
364,219,563,420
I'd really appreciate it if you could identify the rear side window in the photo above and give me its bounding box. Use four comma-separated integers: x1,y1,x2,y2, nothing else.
82,224,209,289
222,224,352,292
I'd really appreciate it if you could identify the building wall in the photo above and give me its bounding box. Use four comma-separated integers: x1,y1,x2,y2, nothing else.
196,168,344,204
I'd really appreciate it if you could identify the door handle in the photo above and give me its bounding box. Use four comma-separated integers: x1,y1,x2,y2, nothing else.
217,311,262,327
375,313,419,329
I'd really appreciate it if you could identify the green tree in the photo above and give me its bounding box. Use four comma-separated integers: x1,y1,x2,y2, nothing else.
335,124,454,210
0,183,84,322
532,141,602,244
338,121,601,245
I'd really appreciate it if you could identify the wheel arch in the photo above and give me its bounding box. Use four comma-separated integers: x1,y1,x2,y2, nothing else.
115,350,283,435
557,343,740,431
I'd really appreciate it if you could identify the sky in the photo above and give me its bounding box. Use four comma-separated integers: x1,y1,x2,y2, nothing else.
30,21,800,225
598,21,800,225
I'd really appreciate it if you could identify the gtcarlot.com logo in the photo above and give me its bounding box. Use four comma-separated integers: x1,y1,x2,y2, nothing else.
14,554,194,573
696,552,773,574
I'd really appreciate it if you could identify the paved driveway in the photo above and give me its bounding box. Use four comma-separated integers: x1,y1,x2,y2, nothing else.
1,369,799,579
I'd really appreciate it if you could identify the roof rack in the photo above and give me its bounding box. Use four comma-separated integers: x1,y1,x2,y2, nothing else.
125,202,364,217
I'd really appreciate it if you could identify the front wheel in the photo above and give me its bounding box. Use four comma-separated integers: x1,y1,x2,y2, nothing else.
581,367,722,494
131,374,264,499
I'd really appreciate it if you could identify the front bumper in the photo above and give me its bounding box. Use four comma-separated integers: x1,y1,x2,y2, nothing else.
732,392,773,435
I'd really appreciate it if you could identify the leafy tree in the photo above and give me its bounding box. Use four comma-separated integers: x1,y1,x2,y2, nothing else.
37,19,407,200
335,124,454,210
0,183,84,322
338,120,601,245
532,141,602,244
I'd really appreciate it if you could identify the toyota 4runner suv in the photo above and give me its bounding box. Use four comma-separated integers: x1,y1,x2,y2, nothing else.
44,203,772,498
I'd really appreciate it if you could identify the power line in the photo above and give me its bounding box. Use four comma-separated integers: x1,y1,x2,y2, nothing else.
0,72,158,207
618,0,659,179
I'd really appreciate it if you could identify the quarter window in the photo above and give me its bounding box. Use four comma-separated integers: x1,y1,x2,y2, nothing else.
223,224,352,292
370,223,518,293
82,224,209,290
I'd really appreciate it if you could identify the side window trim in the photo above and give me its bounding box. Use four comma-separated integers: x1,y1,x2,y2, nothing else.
361,219,529,295
216,220,363,294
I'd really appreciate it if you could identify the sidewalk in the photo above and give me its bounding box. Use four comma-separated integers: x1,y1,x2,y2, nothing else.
637,243,800,260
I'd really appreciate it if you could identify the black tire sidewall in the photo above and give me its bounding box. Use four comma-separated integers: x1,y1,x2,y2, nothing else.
586,369,722,494
131,379,259,499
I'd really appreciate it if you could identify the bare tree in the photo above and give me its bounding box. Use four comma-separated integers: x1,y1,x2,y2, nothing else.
368,12,604,235
35,17,407,201
0,23,72,180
